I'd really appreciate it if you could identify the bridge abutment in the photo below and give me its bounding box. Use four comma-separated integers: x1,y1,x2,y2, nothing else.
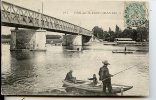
10,29,46,51
62,34,83,51
63,34,82,46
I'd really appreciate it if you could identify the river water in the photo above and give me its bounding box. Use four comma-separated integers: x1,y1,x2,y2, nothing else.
1,42,149,96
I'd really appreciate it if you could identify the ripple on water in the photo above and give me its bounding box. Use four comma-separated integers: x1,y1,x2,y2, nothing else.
1,44,149,96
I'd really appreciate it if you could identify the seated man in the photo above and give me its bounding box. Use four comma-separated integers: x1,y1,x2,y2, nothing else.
64,70,76,83
88,74,98,86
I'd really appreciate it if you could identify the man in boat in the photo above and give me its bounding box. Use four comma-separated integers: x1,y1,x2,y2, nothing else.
125,46,127,52
88,74,98,86
64,70,76,83
99,60,113,94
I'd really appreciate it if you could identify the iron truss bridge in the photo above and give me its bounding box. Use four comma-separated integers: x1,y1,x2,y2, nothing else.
1,1,92,36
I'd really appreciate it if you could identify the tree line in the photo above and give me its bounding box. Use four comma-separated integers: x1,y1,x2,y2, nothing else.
92,25,149,42
46,35,62,39
1,34,11,39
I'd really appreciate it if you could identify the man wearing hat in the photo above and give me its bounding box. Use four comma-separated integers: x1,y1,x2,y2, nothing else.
99,60,113,94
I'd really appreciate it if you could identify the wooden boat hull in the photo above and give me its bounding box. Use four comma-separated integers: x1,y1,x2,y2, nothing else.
62,80,133,94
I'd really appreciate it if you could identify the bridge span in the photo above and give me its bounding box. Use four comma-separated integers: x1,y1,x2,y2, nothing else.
1,1,93,51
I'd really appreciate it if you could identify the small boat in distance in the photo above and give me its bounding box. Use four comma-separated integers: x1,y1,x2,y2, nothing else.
112,50,134,54
62,80,133,96
64,49,82,52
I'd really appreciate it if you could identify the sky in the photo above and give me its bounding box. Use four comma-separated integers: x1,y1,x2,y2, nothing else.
1,0,148,35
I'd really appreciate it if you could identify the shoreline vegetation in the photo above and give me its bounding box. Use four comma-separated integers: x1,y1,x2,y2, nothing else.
1,39,11,43
1,24,149,45
92,24,149,42
1,34,149,46
1,35,63,44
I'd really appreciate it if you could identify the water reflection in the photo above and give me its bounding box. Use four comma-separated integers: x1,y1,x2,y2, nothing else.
63,45,82,51
2,51,47,94
10,51,35,60
1,44,149,96
8,52,35,84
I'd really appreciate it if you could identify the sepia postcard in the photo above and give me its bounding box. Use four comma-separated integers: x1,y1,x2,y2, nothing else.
1,0,149,97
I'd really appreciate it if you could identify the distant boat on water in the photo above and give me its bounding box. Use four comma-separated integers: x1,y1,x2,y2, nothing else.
112,50,134,54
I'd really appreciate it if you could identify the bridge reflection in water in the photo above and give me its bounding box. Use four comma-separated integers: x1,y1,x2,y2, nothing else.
1,43,149,96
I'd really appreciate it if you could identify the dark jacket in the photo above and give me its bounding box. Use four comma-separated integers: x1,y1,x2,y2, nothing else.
99,66,111,81
65,72,73,81
88,77,98,85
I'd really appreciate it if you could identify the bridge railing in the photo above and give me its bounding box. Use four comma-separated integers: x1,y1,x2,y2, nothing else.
1,1,92,36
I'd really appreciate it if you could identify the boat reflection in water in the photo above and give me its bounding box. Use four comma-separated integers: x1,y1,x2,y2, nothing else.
1,43,149,96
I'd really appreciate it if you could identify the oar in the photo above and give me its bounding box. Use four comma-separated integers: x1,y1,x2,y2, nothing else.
102,64,140,81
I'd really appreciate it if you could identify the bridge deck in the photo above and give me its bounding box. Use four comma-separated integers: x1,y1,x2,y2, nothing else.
1,1,92,36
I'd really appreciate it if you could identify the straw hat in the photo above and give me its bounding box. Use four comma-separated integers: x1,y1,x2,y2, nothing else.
102,60,110,65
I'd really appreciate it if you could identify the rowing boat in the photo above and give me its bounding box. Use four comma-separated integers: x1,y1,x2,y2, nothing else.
62,80,133,95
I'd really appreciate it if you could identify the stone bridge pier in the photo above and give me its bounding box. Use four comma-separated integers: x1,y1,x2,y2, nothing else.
62,34,91,51
10,29,46,51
